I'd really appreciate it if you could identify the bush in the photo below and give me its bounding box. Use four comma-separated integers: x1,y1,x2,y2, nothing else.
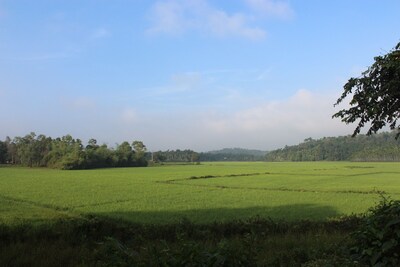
351,197,400,266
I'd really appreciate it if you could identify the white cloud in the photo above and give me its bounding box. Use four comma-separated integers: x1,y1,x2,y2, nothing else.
108,89,355,151
147,0,186,35
256,68,272,80
90,28,111,39
245,0,294,19
143,72,204,97
186,89,354,150
147,0,267,40
7,52,70,62
63,96,96,111
171,72,202,92
207,10,266,40
12,88,355,152
0,3,6,19
120,108,138,124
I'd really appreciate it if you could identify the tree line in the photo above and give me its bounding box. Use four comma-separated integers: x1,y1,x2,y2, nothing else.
199,148,266,161
0,132,148,169
265,131,400,162
152,149,200,163
151,148,266,163
2,131,399,167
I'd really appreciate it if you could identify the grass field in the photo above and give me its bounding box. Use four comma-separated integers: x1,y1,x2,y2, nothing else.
1,161,399,225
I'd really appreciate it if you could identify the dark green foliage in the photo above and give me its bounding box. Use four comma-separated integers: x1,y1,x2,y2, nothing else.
114,142,134,167
0,216,362,267
2,133,148,169
351,197,400,266
200,148,267,161
333,42,400,139
46,135,85,169
151,149,199,163
0,141,7,164
13,133,52,167
4,136,17,164
266,131,400,161
151,148,266,163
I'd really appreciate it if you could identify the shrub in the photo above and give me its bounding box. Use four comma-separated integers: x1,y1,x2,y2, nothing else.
351,197,400,266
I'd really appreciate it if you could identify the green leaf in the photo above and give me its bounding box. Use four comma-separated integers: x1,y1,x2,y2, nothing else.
382,240,395,252
387,218,400,227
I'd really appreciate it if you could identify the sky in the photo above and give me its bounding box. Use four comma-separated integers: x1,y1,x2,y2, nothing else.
0,0,399,151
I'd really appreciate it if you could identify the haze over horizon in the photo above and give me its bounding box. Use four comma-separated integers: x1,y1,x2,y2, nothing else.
1,0,399,151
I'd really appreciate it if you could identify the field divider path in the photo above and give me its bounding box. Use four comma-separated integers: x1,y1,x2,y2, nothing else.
0,193,83,217
156,171,398,196
71,198,140,209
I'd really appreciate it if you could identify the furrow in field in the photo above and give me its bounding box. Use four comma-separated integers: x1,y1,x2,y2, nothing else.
71,198,140,209
0,194,69,211
161,171,400,183
159,181,394,195
0,193,82,219
157,171,400,195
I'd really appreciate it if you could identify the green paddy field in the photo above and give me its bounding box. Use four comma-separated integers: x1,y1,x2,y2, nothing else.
1,161,399,225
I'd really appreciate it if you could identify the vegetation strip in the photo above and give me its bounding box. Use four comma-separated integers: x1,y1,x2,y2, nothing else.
0,214,362,267
0,193,139,215
2,162,399,224
71,198,141,209
0,194,70,212
162,181,390,195
161,171,400,183
158,171,394,195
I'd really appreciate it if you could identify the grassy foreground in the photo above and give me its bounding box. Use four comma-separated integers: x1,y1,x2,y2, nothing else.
1,162,399,266
1,162,399,224
1,215,362,266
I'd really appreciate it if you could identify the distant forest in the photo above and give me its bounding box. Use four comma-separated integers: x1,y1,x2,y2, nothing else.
1,131,399,168
151,133,400,163
265,131,400,162
201,148,267,161
151,148,267,163
0,132,148,169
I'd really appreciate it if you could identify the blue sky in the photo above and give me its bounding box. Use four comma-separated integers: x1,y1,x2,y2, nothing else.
1,0,399,151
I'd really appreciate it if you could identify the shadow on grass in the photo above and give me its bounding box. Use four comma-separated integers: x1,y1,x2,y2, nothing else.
1,204,356,245
95,203,341,225
0,204,361,267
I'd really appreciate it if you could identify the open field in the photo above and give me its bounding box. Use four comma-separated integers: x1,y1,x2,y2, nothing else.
1,162,400,225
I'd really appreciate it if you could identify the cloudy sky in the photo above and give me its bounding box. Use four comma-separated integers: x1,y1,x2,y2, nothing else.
0,0,399,151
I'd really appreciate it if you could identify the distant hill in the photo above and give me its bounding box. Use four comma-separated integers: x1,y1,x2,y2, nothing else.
207,148,267,156
265,131,400,162
200,148,267,161
151,132,400,163
149,148,267,163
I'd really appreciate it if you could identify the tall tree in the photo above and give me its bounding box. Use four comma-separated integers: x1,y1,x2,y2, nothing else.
132,141,146,160
2,132,148,169
0,141,7,164
115,142,134,167
14,132,42,167
333,42,400,138
5,136,17,164
132,140,148,166
46,135,84,169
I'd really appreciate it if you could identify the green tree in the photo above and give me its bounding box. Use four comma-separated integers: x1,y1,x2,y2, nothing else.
132,141,146,160
333,42,400,138
0,140,7,163
14,132,42,167
153,152,166,163
86,138,98,150
5,136,17,164
132,141,148,166
115,142,134,167
46,135,84,169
